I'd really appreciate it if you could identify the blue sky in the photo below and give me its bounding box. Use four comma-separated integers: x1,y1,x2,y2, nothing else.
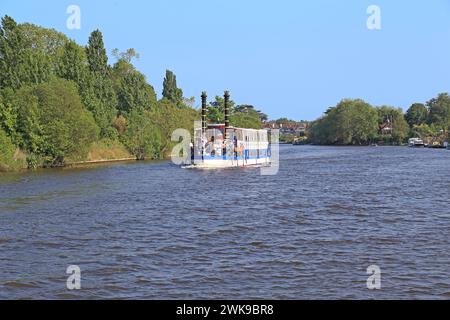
1,0,450,120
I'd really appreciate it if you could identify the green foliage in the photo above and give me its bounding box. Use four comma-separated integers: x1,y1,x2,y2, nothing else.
232,105,266,129
427,93,450,130
12,78,99,166
56,40,90,86
112,59,157,113
0,92,19,142
377,106,409,144
0,128,24,171
230,110,263,129
149,99,199,155
207,95,235,123
411,123,441,139
1,15,270,170
309,99,379,145
120,110,162,160
86,29,109,76
112,48,140,63
162,70,183,106
405,103,428,127
0,16,63,89
206,97,264,128
84,30,118,138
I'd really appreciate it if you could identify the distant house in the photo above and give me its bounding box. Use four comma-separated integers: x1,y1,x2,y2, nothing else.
264,121,309,137
380,122,393,135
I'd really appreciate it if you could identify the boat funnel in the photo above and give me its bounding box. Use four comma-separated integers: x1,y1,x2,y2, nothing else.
224,91,230,139
201,91,207,134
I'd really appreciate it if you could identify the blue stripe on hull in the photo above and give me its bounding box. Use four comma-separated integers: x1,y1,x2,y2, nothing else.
195,148,270,161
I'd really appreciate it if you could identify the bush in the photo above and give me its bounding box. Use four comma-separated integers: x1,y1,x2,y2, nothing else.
13,78,100,166
121,110,162,160
0,128,24,171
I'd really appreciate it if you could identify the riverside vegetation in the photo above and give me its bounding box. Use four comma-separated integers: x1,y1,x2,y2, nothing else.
0,16,266,172
307,97,450,146
2,16,449,172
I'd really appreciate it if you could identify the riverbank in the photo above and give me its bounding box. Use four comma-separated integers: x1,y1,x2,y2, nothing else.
0,139,138,173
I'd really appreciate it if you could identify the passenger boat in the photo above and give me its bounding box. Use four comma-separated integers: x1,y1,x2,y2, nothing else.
408,138,425,147
188,91,272,169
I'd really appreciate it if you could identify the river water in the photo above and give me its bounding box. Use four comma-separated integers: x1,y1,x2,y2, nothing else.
1,145,450,299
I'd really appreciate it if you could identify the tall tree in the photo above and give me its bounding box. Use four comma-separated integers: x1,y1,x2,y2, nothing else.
12,78,99,166
112,58,156,114
427,93,450,130
85,30,118,138
0,127,23,171
0,15,21,89
405,103,428,127
377,106,409,144
86,29,109,76
308,99,378,145
0,16,54,89
162,70,183,106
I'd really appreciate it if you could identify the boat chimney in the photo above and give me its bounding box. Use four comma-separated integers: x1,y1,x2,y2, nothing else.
201,91,207,134
224,90,230,139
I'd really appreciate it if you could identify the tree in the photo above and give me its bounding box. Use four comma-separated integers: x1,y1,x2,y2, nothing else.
56,40,90,86
377,106,409,144
0,127,23,171
162,70,183,106
121,109,162,160
13,78,99,166
112,59,157,114
207,95,236,123
0,91,19,143
85,30,118,138
231,105,265,129
405,103,428,127
411,124,440,139
427,93,450,130
86,29,109,76
112,48,140,63
149,99,199,155
0,16,56,89
308,99,378,145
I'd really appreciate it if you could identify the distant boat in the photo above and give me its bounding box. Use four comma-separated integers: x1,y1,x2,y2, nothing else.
427,141,445,149
408,138,425,147
293,139,306,146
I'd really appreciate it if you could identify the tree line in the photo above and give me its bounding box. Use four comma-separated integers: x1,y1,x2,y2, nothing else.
0,16,266,171
308,95,450,145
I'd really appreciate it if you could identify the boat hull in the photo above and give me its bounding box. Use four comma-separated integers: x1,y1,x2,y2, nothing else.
188,156,270,169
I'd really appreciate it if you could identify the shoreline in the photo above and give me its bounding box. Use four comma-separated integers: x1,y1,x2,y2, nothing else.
64,157,138,167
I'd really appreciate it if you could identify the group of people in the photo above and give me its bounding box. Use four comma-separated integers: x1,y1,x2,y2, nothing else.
202,133,245,159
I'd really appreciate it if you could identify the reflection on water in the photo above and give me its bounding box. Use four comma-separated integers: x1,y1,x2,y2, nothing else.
1,146,450,299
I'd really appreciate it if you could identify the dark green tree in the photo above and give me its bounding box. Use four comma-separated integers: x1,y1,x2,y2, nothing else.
405,103,428,127
149,99,198,155
85,30,118,138
112,58,157,114
377,106,409,144
13,78,99,166
0,127,24,171
308,99,378,145
427,93,450,130
121,109,162,160
86,29,109,76
162,70,183,106
0,16,55,89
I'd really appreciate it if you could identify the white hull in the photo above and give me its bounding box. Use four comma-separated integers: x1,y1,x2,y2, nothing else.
186,156,270,169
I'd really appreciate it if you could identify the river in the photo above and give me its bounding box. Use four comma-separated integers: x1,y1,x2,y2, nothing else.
1,145,450,299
